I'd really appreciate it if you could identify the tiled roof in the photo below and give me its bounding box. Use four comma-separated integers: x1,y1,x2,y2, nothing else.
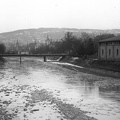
99,35,120,42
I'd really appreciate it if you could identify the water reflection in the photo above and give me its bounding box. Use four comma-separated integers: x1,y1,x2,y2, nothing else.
99,86,120,92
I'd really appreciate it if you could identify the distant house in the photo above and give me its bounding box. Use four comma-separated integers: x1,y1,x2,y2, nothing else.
21,51,29,54
98,36,120,61
20,46,29,54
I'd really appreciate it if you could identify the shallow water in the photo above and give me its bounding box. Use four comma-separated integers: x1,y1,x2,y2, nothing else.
0,57,120,120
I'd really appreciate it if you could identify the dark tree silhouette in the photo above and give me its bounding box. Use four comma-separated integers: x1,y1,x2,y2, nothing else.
86,38,94,55
63,32,78,54
0,43,6,54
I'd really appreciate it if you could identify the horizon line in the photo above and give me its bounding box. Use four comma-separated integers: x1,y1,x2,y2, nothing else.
1,27,120,34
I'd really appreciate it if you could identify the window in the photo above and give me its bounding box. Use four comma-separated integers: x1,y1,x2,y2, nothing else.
109,49,111,56
102,49,104,56
117,49,119,56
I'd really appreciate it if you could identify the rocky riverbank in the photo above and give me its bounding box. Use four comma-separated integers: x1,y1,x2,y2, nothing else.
0,57,120,120
0,57,6,63
0,58,98,120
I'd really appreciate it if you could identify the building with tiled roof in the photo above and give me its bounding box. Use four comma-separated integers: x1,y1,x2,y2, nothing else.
98,35,120,61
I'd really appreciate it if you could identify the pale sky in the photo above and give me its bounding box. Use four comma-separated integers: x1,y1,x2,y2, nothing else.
0,0,120,33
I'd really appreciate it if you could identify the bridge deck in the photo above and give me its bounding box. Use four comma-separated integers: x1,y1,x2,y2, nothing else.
0,54,79,57
0,54,79,63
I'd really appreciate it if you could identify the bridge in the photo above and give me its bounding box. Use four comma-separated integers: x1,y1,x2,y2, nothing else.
0,54,79,63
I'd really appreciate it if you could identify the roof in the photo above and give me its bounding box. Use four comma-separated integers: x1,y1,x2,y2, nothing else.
99,35,120,42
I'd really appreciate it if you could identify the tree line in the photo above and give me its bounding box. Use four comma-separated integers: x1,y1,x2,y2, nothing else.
34,32,115,56
0,32,115,56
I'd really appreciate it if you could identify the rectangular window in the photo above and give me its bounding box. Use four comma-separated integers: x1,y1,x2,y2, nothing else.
109,49,111,56
117,49,119,56
102,49,104,56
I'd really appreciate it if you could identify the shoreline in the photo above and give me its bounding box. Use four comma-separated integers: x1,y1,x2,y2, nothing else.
69,62,120,78
58,56,120,78
52,58,120,92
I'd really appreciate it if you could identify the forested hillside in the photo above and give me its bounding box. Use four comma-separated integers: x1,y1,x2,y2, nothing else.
0,28,120,45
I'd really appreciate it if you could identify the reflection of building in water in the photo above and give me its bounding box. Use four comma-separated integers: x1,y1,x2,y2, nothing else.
82,82,99,96
98,36,120,61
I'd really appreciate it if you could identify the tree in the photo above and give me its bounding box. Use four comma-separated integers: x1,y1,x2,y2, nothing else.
63,32,77,54
86,38,94,55
77,40,84,56
0,43,6,54
81,32,91,41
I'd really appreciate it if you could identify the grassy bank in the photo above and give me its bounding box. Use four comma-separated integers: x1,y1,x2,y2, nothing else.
59,56,120,78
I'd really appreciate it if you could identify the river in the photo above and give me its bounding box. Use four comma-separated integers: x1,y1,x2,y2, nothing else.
0,57,120,120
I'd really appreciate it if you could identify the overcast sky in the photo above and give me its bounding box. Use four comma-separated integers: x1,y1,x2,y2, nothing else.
0,0,120,33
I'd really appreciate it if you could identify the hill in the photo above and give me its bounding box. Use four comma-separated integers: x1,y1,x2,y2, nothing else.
0,28,120,46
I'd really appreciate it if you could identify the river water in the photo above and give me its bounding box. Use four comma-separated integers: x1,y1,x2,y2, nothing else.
0,57,120,120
